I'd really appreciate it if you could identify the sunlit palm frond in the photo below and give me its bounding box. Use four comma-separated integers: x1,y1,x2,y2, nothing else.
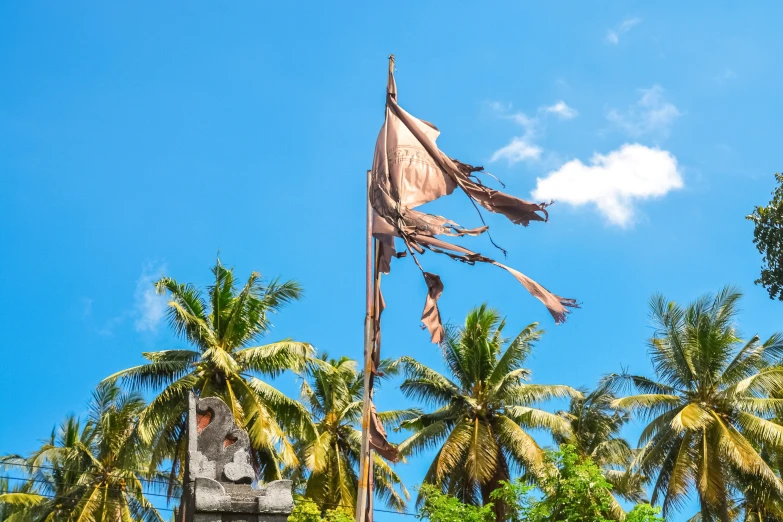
493,414,546,476
155,278,212,349
399,306,570,512
106,260,311,492
615,287,783,519
236,341,314,376
2,383,165,522
503,383,581,405
372,454,409,512
504,406,572,436
397,356,460,406
294,353,407,512
102,350,199,391
487,323,540,387
397,419,452,459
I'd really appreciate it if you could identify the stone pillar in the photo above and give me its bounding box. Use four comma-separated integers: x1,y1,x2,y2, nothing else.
179,394,294,522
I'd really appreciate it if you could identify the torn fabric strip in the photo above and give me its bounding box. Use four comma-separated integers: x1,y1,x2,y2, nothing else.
368,404,398,462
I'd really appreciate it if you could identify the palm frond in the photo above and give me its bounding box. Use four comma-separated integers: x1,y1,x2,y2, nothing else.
397,356,460,406
236,341,313,376
102,350,199,390
504,406,572,436
487,322,541,387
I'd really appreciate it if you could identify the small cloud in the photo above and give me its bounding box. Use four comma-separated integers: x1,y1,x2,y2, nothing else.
606,17,641,45
607,85,680,138
488,99,576,164
544,100,578,119
491,137,543,164
134,263,168,333
97,316,124,337
714,67,736,84
510,111,537,130
82,298,94,318
531,144,683,227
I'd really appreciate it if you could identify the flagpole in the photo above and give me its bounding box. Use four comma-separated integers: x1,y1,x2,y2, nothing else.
356,169,375,522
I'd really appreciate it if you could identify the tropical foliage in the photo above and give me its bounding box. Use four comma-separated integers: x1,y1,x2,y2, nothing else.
555,385,645,516
287,498,354,522
8,255,783,522
609,287,783,520
291,354,412,512
420,446,663,522
395,305,580,518
491,445,615,522
0,384,166,522
418,484,495,522
104,259,316,483
748,172,783,301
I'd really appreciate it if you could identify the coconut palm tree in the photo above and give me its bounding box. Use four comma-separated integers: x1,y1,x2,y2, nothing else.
730,439,783,521
609,287,783,521
104,259,316,484
395,304,580,519
0,476,27,521
736,474,783,522
291,354,414,513
0,383,166,521
554,385,645,519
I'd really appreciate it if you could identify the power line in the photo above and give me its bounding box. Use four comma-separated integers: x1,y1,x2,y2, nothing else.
1,474,419,517
1,462,177,489
2,475,175,500
0,488,175,514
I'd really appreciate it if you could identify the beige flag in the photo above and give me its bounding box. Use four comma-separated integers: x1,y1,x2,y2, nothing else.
371,56,577,343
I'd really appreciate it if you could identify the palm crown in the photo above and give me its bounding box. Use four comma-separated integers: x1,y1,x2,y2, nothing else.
0,383,166,522
609,287,783,520
395,304,580,518
292,355,413,512
555,385,645,519
104,259,316,483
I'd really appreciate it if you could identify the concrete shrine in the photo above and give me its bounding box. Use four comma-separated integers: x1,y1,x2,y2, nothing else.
179,394,294,522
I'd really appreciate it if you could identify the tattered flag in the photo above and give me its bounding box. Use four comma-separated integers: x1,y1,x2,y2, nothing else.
370,56,578,343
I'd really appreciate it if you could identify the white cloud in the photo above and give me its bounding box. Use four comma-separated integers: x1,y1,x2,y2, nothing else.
714,67,736,84
607,85,680,138
606,17,641,45
544,100,578,119
531,144,683,227
490,137,542,163
489,99,577,164
510,111,536,129
82,297,93,317
134,263,168,333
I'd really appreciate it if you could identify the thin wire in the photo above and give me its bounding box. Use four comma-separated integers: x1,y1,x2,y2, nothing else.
1,474,419,517
2,462,176,489
1,476,174,500
0,488,175,514
295,496,417,517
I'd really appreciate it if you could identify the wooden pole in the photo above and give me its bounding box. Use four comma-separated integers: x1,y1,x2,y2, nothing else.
356,169,375,522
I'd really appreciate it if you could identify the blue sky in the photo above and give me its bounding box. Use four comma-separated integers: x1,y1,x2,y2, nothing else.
2,2,783,520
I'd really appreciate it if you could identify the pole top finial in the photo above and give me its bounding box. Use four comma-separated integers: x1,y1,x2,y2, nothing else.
387,54,397,99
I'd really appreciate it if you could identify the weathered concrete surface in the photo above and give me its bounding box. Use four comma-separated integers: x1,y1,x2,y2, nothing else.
179,394,294,522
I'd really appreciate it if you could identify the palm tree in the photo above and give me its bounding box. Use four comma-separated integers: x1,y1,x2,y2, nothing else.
395,304,580,519
737,476,783,522
104,259,316,484
0,384,166,521
609,287,783,521
554,385,645,519
0,476,27,521
292,354,413,513
733,441,783,521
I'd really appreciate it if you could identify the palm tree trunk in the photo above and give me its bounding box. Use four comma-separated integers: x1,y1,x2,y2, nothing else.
481,453,510,522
